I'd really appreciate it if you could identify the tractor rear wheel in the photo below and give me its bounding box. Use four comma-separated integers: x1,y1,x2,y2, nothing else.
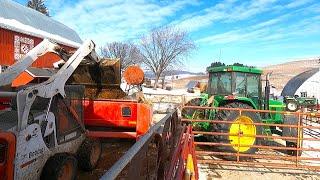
182,98,211,131
213,102,262,159
181,98,205,119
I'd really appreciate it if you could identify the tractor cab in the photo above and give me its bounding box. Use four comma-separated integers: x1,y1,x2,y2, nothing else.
207,66,262,109
206,65,285,124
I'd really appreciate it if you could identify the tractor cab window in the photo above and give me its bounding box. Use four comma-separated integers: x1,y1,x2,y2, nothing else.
209,72,232,95
247,74,260,97
235,72,246,96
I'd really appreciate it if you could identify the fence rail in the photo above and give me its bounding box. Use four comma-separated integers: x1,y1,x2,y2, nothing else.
182,105,320,171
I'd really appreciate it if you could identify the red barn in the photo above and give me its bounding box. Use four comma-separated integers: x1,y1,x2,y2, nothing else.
0,0,82,72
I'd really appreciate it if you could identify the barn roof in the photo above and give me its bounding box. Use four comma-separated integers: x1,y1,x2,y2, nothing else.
281,68,319,96
0,0,82,48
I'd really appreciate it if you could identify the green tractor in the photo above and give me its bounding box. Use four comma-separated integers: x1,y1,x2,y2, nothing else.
284,95,317,112
182,65,302,157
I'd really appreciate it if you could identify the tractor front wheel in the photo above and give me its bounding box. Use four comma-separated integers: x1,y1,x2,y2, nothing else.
286,141,302,156
286,101,299,112
213,102,262,159
283,115,303,156
181,98,205,119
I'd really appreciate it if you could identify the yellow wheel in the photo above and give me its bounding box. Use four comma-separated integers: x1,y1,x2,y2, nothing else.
213,102,262,159
229,115,256,152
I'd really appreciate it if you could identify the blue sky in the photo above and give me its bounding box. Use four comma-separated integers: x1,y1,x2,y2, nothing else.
14,0,320,72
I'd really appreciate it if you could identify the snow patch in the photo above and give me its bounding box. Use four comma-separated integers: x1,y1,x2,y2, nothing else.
142,87,201,96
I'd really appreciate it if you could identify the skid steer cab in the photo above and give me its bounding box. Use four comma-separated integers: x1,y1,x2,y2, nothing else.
0,86,98,180
0,39,102,180
0,86,95,179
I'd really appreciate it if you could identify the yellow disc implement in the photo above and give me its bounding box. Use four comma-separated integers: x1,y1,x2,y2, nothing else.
229,115,256,152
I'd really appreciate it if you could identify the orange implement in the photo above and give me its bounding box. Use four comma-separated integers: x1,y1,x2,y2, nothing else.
84,99,152,139
123,65,144,85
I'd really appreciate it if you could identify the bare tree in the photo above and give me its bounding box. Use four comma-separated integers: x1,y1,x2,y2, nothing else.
101,42,141,71
140,27,195,88
27,0,49,16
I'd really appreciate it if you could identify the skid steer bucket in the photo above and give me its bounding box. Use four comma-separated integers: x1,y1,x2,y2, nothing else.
68,58,126,99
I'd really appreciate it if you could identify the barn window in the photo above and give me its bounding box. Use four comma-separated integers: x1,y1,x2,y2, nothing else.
14,35,34,61
0,66,8,73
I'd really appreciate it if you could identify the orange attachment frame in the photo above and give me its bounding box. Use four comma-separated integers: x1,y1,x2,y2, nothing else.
84,99,152,139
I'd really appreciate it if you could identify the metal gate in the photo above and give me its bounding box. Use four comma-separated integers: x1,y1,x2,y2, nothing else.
100,110,183,179
181,105,320,170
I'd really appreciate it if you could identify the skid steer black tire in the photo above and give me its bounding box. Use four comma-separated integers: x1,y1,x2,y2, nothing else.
77,138,102,171
283,114,303,156
41,154,77,180
212,102,263,160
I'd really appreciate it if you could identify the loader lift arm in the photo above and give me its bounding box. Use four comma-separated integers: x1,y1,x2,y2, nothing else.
0,39,100,130
0,39,60,87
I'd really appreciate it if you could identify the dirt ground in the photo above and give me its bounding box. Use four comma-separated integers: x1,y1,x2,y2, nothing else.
198,164,320,180
196,143,320,180
77,140,135,180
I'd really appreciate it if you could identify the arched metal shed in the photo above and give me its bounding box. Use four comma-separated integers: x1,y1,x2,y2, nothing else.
281,68,320,99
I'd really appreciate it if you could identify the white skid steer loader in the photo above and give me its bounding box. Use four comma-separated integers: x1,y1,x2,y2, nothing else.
0,39,101,180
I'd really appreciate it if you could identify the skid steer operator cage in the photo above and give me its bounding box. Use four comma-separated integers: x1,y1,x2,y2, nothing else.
5,85,85,142
181,105,320,171
52,85,85,144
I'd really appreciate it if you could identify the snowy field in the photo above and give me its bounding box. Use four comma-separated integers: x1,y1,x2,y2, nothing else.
301,120,320,166
142,87,200,113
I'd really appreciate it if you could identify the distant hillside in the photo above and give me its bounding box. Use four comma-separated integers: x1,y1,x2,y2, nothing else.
172,75,208,89
172,58,320,90
263,58,320,91
143,58,320,91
